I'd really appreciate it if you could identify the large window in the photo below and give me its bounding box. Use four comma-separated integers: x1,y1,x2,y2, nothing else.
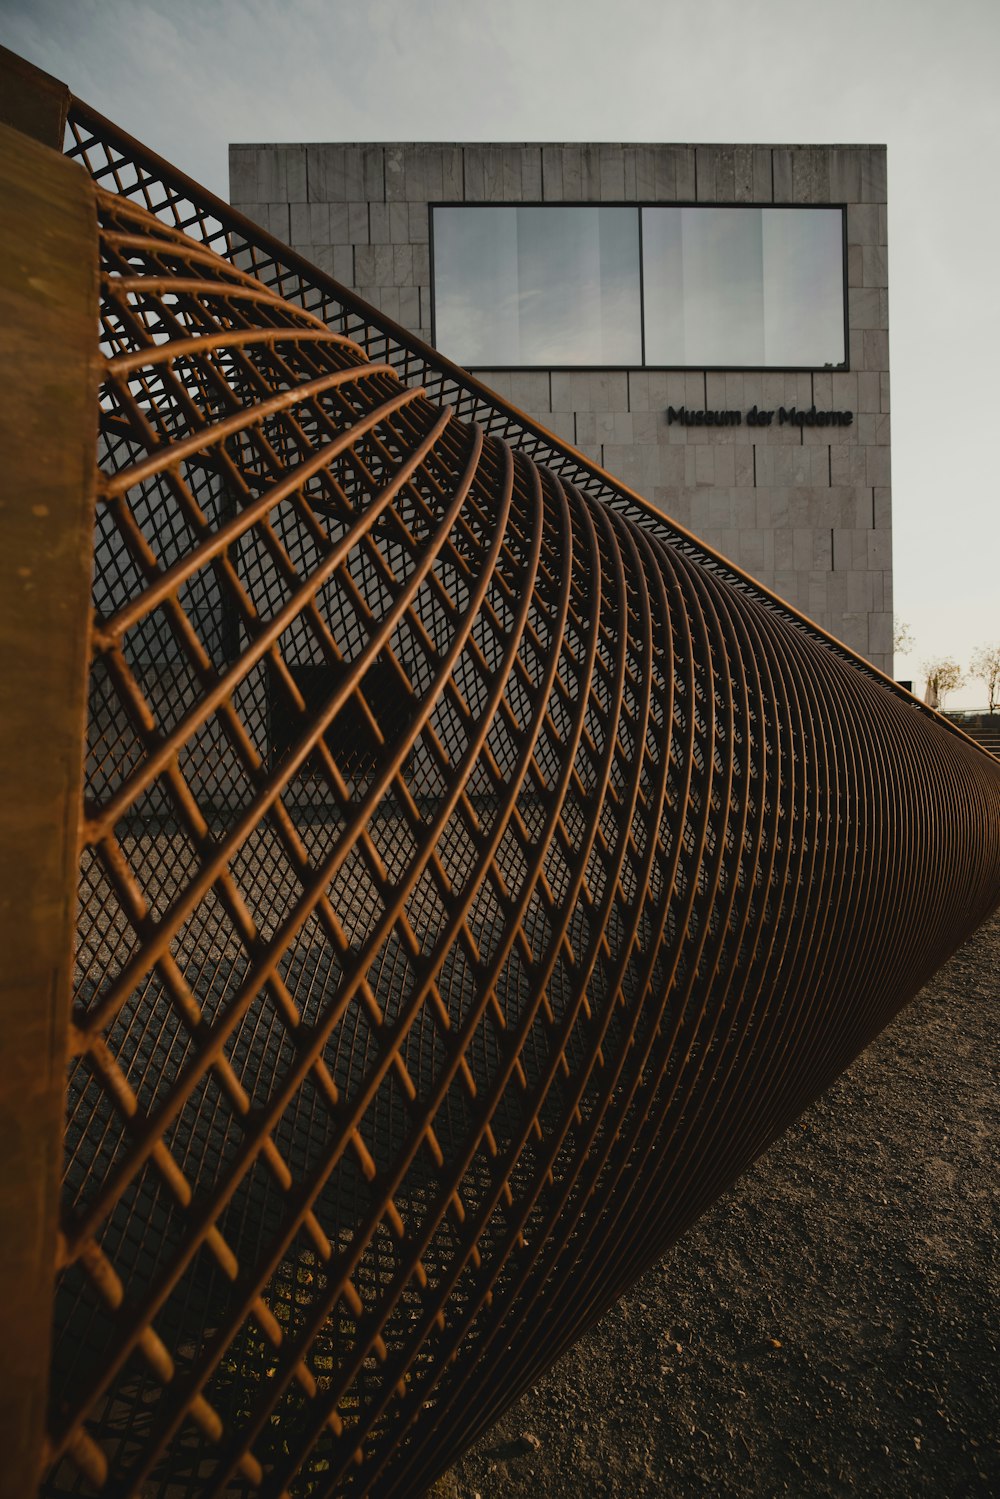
431,204,847,371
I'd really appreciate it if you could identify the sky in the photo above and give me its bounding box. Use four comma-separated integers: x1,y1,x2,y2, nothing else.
4,0,998,707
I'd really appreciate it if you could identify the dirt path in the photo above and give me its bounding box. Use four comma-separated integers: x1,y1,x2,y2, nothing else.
441,909,999,1498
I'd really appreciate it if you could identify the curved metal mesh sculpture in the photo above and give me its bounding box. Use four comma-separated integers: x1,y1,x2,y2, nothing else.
38,119,1000,1499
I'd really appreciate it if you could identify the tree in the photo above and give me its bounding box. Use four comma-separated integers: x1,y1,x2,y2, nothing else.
922,658,964,710
969,643,1000,713
893,618,914,654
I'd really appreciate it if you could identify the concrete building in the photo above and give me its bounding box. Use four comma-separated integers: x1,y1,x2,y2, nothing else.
229,142,891,670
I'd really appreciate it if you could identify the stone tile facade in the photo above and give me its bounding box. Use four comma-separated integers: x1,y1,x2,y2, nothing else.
230,142,891,670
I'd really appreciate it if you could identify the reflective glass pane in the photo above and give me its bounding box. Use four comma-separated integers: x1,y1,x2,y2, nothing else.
432,206,642,366
760,210,845,367
642,207,845,368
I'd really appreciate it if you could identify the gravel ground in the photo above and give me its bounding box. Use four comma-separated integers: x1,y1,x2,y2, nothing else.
438,908,1000,1499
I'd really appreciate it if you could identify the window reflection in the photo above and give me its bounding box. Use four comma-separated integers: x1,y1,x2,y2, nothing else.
760,210,845,367
642,208,764,366
432,205,845,369
433,207,641,366
641,207,845,368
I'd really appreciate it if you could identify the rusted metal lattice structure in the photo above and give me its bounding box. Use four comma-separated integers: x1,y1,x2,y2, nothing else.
1,52,999,1499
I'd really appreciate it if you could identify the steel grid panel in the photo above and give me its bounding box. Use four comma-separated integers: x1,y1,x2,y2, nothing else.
43,148,1000,1499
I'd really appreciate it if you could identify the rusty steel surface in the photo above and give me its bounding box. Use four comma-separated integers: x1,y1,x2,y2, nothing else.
35,102,1000,1497
0,109,98,1499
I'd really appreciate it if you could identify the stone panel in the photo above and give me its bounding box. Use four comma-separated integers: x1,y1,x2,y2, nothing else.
874,487,891,530
601,443,663,491
752,147,772,202
849,287,881,330
348,202,369,244
398,285,420,331
385,243,409,285
355,244,393,285
385,146,406,202
266,202,289,241
730,145,753,203
838,611,870,654
866,445,891,488
541,146,563,201
542,411,574,443
509,371,551,413
847,202,879,245
251,147,284,202
772,149,793,202
856,371,881,412
599,146,625,200
860,148,887,203
695,147,718,201
520,148,542,200
362,146,384,202
498,147,521,202
631,146,655,201
290,201,330,247
856,412,891,448
560,146,582,198
862,243,888,287
309,144,343,202
342,148,364,202
828,148,862,202
667,147,696,200
461,145,488,200
229,147,257,204
368,202,389,244
790,148,831,203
